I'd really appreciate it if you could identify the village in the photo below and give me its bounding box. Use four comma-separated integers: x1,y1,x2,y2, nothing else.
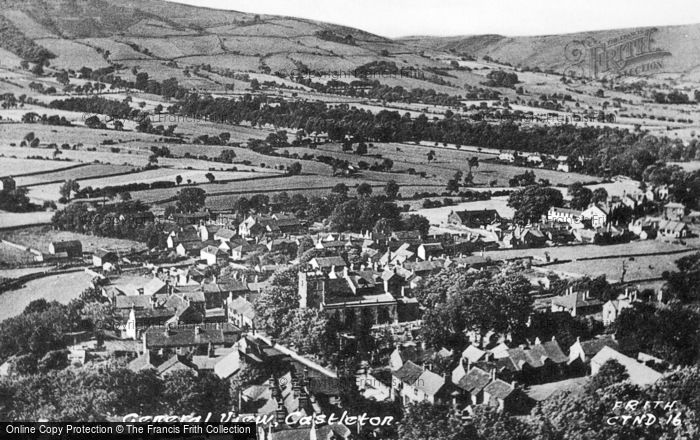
1,165,697,438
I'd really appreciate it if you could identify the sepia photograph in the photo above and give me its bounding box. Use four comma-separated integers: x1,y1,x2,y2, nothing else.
0,0,698,438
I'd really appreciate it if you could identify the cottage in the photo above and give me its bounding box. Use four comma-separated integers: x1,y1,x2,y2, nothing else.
581,205,608,228
602,289,637,325
657,220,688,238
48,240,82,258
228,295,256,329
567,335,619,366
483,378,517,412
308,256,346,272
200,245,229,266
199,224,221,241
417,243,443,260
176,240,205,257
454,366,491,405
551,288,603,317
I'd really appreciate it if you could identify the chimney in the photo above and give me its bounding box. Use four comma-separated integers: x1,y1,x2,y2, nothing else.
208,342,214,357
490,369,496,381
194,325,201,336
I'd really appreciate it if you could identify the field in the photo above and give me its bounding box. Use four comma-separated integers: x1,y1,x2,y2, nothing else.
25,167,279,202
287,143,598,187
15,164,136,186
483,240,693,263
0,225,147,254
0,157,81,177
0,241,35,266
546,251,697,283
34,38,111,70
416,198,515,225
0,211,54,229
0,271,94,321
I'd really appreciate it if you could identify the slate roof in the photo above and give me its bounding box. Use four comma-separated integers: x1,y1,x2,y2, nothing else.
393,360,423,384
579,336,619,357
156,355,196,376
484,379,514,400
144,323,241,349
416,369,445,396
551,291,603,310
462,345,486,364
456,367,491,394
529,339,568,364
214,228,237,240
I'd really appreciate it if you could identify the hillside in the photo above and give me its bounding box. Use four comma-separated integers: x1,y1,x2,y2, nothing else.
0,0,440,79
401,23,700,81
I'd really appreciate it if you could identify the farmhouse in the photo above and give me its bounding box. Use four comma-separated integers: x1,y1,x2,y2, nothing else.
48,240,83,258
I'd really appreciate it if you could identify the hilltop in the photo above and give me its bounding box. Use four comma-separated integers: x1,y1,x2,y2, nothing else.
400,23,700,81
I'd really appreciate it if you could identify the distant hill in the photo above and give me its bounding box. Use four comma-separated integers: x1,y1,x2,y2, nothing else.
401,24,700,80
2,0,700,86
0,0,435,77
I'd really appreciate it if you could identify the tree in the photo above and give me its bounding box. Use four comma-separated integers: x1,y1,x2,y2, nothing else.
427,150,436,162
468,156,480,174
357,182,373,197
59,180,79,201
287,162,302,176
402,214,430,237
508,185,564,225
204,172,215,183
254,285,300,337
586,359,628,393
446,179,459,193
175,175,182,186
418,267,533,348
384,180,400,199
331,183,349,196
568,182,593,210
397,402,468,440
592,187,608,205
176,187,206,213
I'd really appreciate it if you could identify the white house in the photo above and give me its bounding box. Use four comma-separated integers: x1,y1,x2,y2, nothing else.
581,205,608,228
547,207,582,227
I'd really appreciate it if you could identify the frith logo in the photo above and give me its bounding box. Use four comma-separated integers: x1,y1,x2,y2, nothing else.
564,28,671,80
